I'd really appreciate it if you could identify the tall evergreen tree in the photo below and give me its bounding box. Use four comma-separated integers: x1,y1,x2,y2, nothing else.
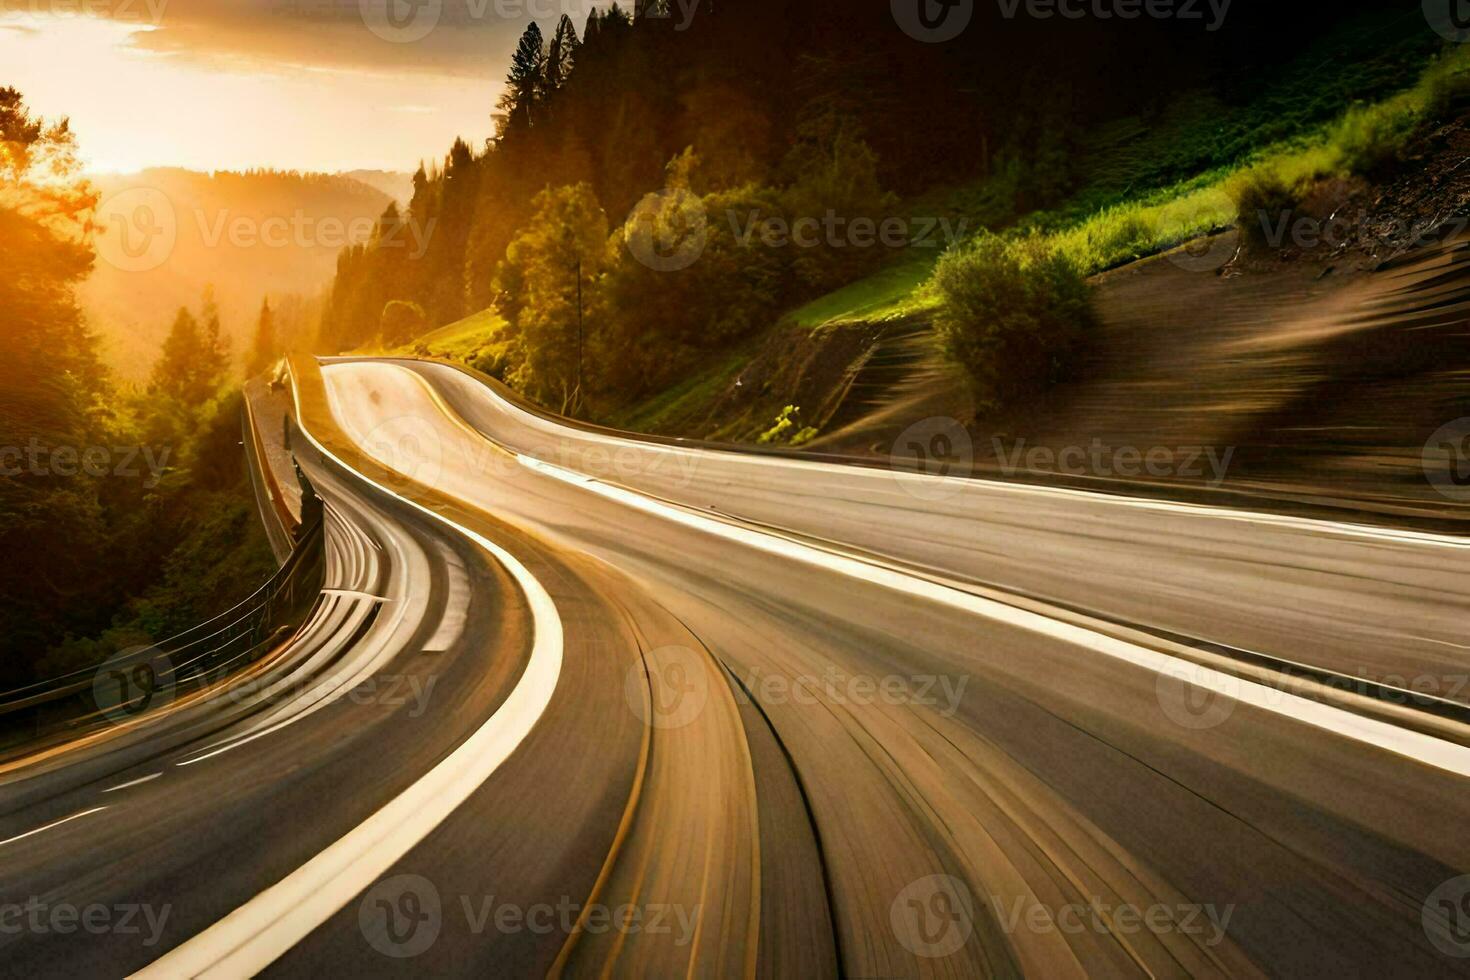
496,22,547,137
545,15,581,93
247,298,275,376
153,294,229,405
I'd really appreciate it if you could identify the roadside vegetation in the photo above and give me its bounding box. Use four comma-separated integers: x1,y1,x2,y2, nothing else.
931,35,1470,404
932,235,1095,412
317,3,1457,432
1036,42,1470,277
0,89,276,686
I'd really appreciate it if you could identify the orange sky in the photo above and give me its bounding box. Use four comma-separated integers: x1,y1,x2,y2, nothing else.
0,2,600,174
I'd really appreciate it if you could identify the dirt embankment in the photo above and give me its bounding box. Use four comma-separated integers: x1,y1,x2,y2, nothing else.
677,117,1470,526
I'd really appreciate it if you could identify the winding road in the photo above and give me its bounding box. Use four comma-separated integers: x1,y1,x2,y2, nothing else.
2,355,1469,978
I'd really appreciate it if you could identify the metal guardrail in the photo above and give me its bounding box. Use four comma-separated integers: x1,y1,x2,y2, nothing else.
0,518,325,753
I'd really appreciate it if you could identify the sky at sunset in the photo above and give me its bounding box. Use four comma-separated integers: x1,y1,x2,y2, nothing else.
0,1,601,173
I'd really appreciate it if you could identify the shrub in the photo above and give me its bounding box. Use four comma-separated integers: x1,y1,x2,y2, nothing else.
932,233,1095,411
757,405,799,444
1225,164,1306,247
379,300,427,348
1421,48,1470,121
1330,98,1418,178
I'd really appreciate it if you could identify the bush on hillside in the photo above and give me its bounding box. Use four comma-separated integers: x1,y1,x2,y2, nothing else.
1330,99,1419,179
1226,164,1307,247
932,233,1095,411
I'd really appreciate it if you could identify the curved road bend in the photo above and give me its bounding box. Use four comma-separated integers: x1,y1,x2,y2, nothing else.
1,355,1468,977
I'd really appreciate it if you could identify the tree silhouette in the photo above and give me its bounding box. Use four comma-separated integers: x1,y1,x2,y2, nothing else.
247,298,275,376
496,22,547,137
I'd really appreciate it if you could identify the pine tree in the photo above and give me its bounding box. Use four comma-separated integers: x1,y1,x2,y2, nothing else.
153,292,229,405
545,15,580,93
153,307,203,402
247,298,275,376
495,22,546,137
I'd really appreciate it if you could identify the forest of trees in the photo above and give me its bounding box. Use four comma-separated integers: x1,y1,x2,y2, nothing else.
318,0,1397,413
0,88,276,685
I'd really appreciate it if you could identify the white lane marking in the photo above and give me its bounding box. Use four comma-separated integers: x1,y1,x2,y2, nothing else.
519,454,1470,779
423,361,1470,551
172,604,379,769
103,774,161,794
181,463,432,766
0,807,109,847
423,542,470,654
131,374,564,980
321,588,389,602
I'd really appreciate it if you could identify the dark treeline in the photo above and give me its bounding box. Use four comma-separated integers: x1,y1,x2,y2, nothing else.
1,89,276,686
319,0,1421,411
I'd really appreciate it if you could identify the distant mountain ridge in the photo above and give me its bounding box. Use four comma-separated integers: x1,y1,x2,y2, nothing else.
81,167,408,380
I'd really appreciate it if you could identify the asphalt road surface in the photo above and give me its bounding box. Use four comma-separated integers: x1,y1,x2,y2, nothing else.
2,355,1469,978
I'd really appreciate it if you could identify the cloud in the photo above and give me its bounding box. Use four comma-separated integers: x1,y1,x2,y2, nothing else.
114,0,604,79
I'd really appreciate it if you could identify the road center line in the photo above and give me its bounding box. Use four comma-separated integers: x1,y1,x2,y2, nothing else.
103,774,161,794
518,454,1470,779
0,807,109,848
